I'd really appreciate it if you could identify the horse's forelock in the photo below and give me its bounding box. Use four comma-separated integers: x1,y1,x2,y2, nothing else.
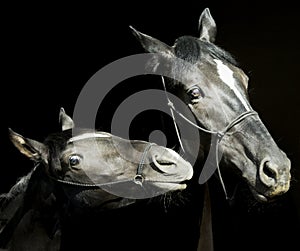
42,131,71,177
174,36,238,67
174,36,201,64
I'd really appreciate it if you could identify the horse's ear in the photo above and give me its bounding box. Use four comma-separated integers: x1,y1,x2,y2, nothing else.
8,128,48,162
130,26,174,57
59,107,74,131
198,8,217,43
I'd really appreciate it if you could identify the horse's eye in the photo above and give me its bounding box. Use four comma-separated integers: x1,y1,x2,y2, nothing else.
69,155,81,167
188,86,203,101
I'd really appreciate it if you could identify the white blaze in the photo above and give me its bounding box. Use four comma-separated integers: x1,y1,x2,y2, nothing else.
214,59,250,110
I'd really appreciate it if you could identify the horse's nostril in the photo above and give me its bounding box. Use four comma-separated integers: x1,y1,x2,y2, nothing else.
259,160,278,187
153,154,176,166
263,161,277,180
156,160,175,166
152,154,176,173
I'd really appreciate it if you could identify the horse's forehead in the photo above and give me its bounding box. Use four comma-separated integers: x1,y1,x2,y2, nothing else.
61,132,114,155
181,57,250,111
65,133,145,154
212,59,250,108
67,132,112,143
212,59,248,87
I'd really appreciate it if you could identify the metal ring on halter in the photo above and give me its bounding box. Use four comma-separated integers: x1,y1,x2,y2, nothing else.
133,174,145,185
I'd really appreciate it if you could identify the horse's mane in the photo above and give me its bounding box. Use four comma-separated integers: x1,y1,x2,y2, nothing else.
0,163,60,249
0,169,34,211
0,169,35,248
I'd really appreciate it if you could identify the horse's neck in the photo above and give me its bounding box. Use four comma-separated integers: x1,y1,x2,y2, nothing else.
0,169,33,209
7,208,61,251
0,169,34,248
0,165,61,250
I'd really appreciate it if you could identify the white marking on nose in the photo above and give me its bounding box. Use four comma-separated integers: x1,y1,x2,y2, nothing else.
68,132,111,143
214,59,251,111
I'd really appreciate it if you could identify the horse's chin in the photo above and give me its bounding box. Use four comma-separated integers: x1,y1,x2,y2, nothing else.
249,187,269,203
98,197,136,210
153,182,187,191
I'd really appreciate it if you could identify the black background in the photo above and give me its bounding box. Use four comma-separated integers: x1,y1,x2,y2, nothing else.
1,1,299,250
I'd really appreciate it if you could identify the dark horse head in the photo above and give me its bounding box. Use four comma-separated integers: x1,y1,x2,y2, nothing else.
0,108,193,250
130,8,291,202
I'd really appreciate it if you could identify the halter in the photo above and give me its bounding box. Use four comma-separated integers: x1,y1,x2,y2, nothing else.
51,143,155,188
161,77,257,199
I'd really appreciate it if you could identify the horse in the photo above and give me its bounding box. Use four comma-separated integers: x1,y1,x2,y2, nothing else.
130,7,291,250
0,108,193,250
